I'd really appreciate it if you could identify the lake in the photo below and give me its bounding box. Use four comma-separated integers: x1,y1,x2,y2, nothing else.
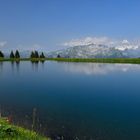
0,61,140,140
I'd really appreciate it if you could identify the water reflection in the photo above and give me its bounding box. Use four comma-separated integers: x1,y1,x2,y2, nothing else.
0,61,45,74
0,62,3,73
64,63,140,75
31,61,45,72
0,62,140,139
15,61,20,72
31,61,39,72
10,61,20,73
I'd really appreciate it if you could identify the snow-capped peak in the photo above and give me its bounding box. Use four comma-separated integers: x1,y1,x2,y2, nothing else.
63,37,111,47
63,37,140,51
122,40,129,44
115,40,139,51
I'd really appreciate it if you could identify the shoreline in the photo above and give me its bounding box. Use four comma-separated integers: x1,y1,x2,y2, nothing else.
0,58,140,64
0,117,50,140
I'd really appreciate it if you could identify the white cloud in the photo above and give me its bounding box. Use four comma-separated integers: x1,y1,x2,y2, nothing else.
63,36,140,51
64,63,140,75
122,39,129,44
116,39,139,51
0,41,7,48
63,37,111,47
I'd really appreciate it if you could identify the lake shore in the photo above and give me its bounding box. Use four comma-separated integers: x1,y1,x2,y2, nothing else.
0,117,50,140
1,58,140,64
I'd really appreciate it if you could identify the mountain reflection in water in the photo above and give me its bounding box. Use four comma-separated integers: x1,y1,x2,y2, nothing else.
64,63,140,75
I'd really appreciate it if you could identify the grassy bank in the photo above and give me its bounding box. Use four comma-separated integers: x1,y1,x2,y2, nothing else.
1,57,140,64
0,117,50,140
46,58,140,64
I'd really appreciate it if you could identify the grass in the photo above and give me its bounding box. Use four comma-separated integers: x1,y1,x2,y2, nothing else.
46,58,140,64
0,117,50,140
1,57,140,64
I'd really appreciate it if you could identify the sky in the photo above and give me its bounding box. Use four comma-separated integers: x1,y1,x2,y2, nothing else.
0,0,140,52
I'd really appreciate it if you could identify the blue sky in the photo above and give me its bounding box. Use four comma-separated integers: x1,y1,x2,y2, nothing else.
0,0,140,51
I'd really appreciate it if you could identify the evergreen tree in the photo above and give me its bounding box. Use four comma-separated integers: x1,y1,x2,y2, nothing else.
10,51,15,58
34,51,39,58
15,50,20,58
30,51,35,58
0,51,4,58
57,54,61,58
40,52,45,58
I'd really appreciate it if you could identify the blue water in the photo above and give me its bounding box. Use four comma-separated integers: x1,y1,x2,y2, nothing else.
0,61,140,140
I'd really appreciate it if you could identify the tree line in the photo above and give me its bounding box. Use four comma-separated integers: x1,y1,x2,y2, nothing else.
0,50,46,59
30,51,45,58
10,50,20,58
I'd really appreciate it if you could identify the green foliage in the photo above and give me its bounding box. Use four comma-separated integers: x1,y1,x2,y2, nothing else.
35,51,39,58
47,58,140,64
30,51,46,62
0,118,50,140
15,50,20,58
10,51,15,59
0,51,4,58
30,51,35,58
40,52,45,58
1,57,140,65
10,50,20,59
57,54,61,58
30,51,40,58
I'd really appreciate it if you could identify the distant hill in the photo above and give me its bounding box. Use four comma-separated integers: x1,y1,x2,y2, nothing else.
3,40,140,58
46,44,132,58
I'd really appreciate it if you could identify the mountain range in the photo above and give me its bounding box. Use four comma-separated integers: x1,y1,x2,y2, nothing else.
3,39,140,58
47,40,140,58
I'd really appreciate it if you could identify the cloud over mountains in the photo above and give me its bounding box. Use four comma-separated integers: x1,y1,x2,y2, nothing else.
63,37,111,47
63,36,140,51
47,36,140,58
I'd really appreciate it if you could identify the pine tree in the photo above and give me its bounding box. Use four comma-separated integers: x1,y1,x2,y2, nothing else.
34,51,39,58
30,51,35,58
40,52,45,58
57,54,61,58
0,51,4,58
15,50,20,58
10,51,15,58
